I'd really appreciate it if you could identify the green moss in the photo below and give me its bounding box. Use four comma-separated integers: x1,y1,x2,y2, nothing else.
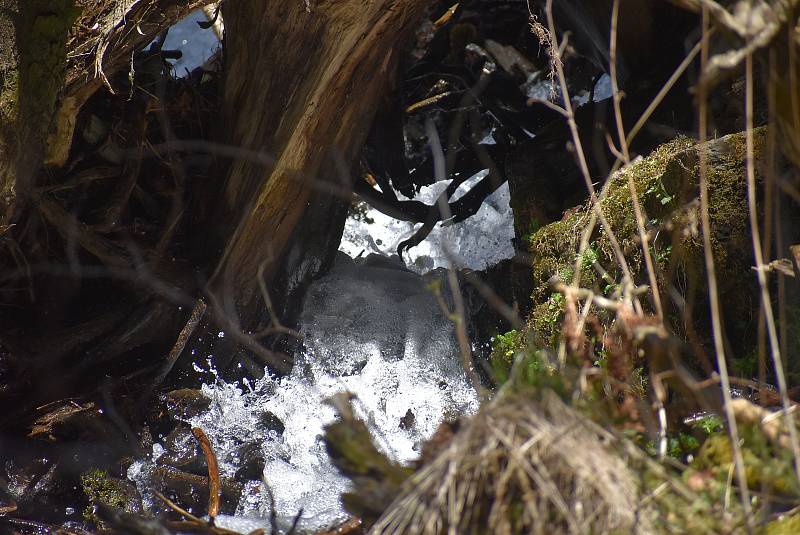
692,425,800,497
80,468,136,523
506,349,566,397
767,512,800,535
0,68,17,123
527,293,565,349
490,329,521,384
522,130,766,359
527,137,695,305
691,413,724,435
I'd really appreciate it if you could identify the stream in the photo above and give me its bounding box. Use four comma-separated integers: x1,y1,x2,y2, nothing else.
122,11,613,530
127,165,514,532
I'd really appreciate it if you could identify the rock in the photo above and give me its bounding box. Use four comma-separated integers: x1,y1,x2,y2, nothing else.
80,468,142,525
399,409,415,431
28,401,113,442
233,442,265,482
256,410,285,436
521,129,767,356
163,389,211,420
156,423,205,473
151,465,242,516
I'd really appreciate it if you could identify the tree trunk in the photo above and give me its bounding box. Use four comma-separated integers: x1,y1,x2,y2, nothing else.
209,0,431,324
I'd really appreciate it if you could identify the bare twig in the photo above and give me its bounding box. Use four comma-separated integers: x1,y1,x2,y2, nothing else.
542,0,636,307
154,489,206,524
463,271,523,330
697,6,753,523
204,289,293,374
624,36,705,149
154,491,243,535
610,0,664,322
255,260,302,339
422,118,484,397
152,298,207,389
192,427,221,520
744,51,800,481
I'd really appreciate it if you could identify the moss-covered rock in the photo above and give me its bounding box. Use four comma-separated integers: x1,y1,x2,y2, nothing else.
522,130,766,356
767,512,800,535
691,423,800,498
80,468,141,525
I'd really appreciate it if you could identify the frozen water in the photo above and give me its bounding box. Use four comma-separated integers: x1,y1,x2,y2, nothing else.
131,255,479,533
593,73,613,101
525,72,611,106
162,10,220,76
340,170,515,274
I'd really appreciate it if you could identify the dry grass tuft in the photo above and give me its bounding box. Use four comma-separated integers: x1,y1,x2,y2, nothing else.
371,388,655,535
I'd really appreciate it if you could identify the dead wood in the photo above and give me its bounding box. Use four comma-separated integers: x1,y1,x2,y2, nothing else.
209,0,433,324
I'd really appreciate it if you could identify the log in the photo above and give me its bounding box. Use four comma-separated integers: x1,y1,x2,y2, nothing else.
210,0,432,323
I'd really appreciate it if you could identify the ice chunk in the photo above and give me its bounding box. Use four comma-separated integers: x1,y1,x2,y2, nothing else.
161,10,220,76
340,171,515,274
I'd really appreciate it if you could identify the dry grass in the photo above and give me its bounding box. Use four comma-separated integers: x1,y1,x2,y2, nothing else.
371,388,655,535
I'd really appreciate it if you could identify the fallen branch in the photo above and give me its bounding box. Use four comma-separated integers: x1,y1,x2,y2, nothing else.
192,427,221,520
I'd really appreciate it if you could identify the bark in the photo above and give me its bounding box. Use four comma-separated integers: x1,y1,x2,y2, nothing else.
210,0,432,323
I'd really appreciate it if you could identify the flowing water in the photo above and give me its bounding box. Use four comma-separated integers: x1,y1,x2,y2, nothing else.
127,13,517,532
127,173,513,533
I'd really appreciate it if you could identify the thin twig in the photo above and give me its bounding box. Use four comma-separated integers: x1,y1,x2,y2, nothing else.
256,260,302,339
744,51,800,481
154,489,206,524
423,118,484,397
205,289,293,374
192,427,221,520
152,298,207,388
697,6,753,523
543,0,636,308
610,0,664,322
462,271,523,330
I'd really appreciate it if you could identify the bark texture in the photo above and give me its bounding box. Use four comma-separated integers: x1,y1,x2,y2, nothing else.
211,0,432,321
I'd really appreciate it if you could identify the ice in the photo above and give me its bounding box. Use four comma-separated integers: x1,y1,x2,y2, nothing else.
161,10,220,76
524,73,611,106
593,73,613,101
340,170,515,274
131,255,479,533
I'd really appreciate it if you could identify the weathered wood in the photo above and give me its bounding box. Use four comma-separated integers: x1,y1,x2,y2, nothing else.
210,0,432,321
0,0,218,223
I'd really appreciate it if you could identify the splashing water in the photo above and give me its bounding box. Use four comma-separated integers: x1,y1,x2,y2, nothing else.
130,254,479,533
340,171,515,273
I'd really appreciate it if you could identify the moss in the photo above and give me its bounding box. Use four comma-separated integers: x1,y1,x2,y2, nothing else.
522,130,766,358
0,68,17,124
527,137,695,305
767,512,800,535
692,425,800,497
528,293,565,349
489,329,521,384
80,468,137,523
